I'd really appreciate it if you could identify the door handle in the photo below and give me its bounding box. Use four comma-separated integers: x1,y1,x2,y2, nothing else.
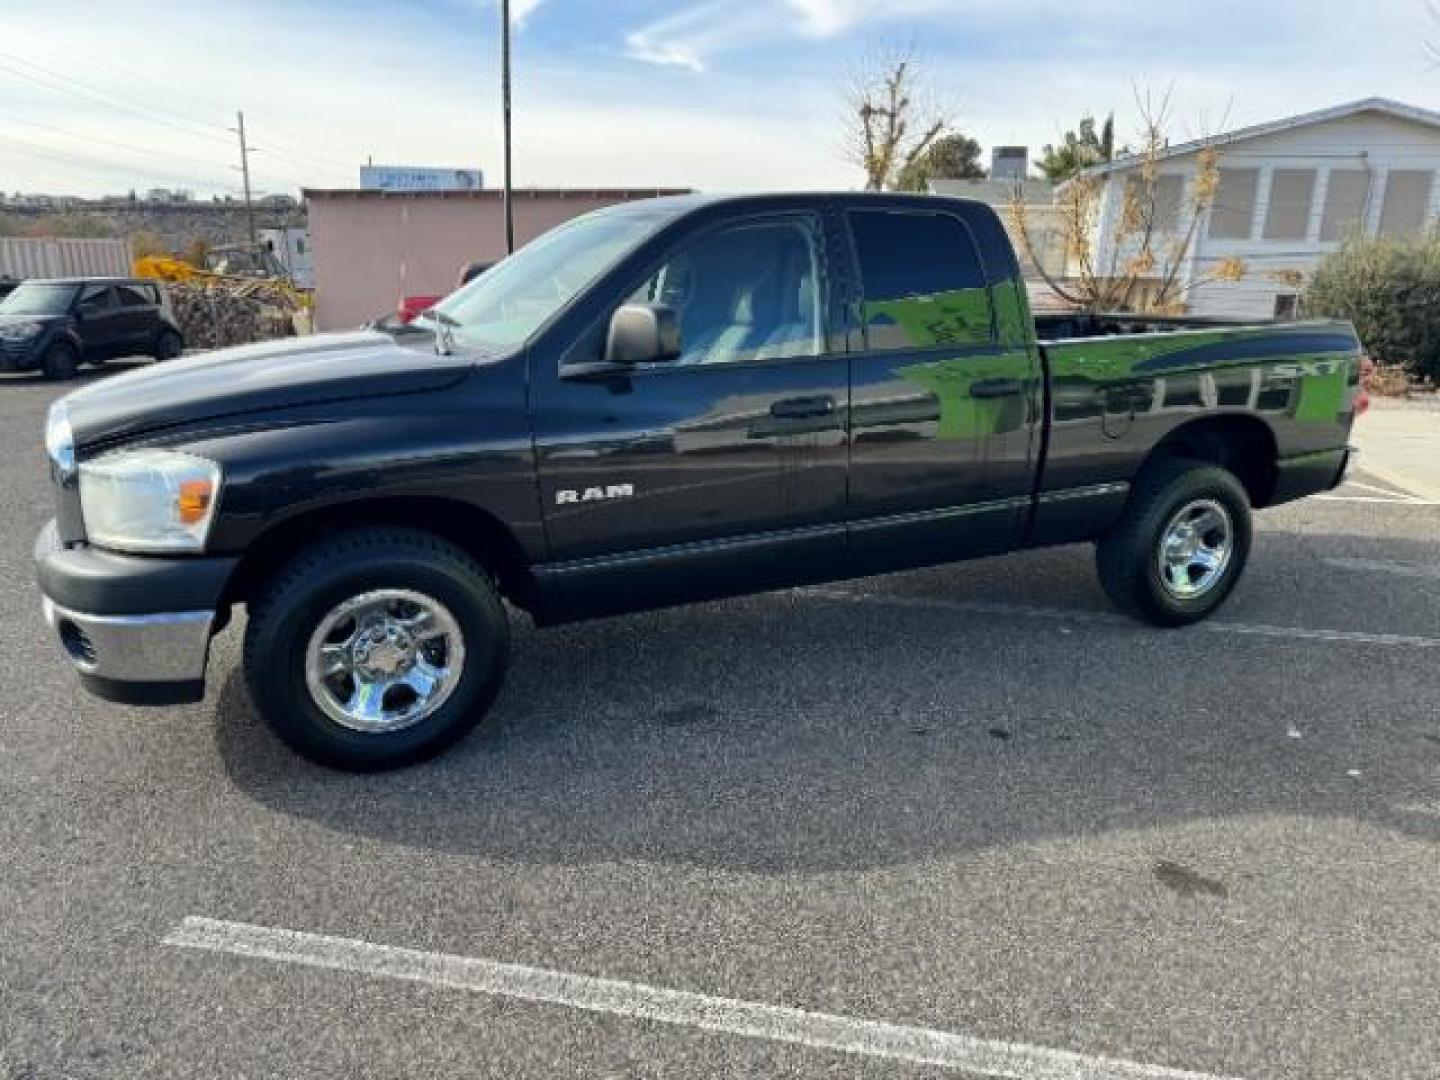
969,378,1025,399
770,395,836,420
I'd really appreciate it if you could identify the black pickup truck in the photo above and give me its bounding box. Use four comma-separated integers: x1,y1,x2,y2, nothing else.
35,193,1361,769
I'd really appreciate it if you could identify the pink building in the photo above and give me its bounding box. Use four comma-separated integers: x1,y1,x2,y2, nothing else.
304,187,689,330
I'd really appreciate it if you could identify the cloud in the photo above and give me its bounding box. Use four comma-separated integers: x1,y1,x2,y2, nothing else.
510,0,544,27
472,0,544,28
3,0,1436,200
623,0,955,70
786,0,941,37
624,2,760,72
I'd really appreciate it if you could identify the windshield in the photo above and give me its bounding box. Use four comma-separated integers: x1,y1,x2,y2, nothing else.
0,282,76,317
426,207,667,351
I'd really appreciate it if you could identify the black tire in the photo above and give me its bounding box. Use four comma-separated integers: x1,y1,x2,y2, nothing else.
41,340,79,381
1095,458,1253,627
243,528,510,770
153,329,184,361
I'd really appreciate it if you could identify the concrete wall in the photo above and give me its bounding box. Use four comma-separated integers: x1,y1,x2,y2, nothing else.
306,188,686,330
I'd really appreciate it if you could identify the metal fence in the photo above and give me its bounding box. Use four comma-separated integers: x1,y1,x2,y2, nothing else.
0,237,132,281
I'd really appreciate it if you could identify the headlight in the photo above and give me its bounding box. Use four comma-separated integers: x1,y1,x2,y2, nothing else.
45,401,75,480
79,450,222,553
0,321,43,341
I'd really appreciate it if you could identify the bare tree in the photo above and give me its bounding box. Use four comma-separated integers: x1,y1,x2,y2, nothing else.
1009,88,1243,313
844,46,952,192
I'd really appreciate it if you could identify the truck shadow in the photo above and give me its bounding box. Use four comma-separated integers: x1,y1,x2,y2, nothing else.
0,358,151,388
212,534,1440,874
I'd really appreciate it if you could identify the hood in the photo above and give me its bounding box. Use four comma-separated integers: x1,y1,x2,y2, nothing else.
0,312,65,329
62,330,473,448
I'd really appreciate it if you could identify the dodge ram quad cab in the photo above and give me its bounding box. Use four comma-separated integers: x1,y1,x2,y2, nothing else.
35,194,1362,770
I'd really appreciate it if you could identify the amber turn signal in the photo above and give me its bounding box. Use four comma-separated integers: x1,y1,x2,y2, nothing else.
177,479,214,525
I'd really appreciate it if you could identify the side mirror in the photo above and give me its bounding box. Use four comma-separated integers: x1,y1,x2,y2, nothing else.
604,303,680,366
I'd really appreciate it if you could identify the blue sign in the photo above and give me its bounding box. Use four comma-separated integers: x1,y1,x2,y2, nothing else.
359,166,485,192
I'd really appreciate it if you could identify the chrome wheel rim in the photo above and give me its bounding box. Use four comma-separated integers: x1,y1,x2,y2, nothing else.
304,589,465,733
1157,498,1233,600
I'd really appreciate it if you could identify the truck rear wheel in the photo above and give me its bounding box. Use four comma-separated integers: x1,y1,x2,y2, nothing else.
242,528,510,770
1095,458,1252,627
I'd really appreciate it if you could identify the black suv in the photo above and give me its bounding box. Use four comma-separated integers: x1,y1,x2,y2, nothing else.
0,277,184,380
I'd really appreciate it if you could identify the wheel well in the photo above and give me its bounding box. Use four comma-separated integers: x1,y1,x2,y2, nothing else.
221,497,535,611
1145,416,1279,507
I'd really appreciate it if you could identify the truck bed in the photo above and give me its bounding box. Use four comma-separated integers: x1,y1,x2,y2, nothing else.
1030,314,1362,509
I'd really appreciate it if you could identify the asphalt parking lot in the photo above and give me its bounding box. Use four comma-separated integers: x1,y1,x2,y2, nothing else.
3,363,1438,1079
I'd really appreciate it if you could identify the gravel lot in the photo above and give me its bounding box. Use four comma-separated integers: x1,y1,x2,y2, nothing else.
3,362,1438,1079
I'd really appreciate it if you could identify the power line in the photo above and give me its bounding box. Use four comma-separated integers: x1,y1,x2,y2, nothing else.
0,16,363,171
0,53,233,148
238,117,357,172
0,132,244,193
4,114,233,170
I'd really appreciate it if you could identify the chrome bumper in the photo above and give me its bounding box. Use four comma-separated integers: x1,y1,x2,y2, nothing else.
42,598,214,703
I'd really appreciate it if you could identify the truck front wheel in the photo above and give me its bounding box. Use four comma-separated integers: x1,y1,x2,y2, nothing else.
1095,459,1252,627
243,528,510,770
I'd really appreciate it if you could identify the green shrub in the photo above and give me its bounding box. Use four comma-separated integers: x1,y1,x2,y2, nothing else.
1304,232,1440,382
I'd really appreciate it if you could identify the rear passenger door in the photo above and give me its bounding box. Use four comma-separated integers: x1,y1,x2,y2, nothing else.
73,285,123,357
843,205,1041,573
112,282,159,353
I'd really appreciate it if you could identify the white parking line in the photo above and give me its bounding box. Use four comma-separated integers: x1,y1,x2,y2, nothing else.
1338,480,1416,497
805,590,1440,648
165,916,1241,1080
1323,556,1440,580
1314,494,1440,506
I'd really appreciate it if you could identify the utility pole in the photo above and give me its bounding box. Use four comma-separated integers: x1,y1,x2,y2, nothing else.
500,0,514,255
232,110,257,245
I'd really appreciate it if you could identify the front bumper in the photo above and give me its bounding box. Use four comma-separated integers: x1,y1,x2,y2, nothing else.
0,339,40,372
42,598,213,704
34,520,237,706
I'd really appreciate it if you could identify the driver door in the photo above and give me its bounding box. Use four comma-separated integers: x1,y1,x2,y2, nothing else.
530,209,851,619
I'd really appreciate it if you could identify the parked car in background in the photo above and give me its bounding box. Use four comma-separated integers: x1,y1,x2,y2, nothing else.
35,193,1362,770
390,263,494,327
397,293,444,325
0,277,184,379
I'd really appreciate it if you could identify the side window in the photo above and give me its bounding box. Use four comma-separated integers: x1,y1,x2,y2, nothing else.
849,210,993,349
77,285,112,312
114,284,151,308
629,216,825,366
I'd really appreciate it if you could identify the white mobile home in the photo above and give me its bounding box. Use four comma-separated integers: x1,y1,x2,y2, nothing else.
1076,98,1440,320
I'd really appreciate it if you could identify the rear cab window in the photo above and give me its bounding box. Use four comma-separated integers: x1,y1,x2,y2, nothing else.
848,210,994,350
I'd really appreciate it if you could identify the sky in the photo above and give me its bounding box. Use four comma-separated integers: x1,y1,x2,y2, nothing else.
1,0,1438,199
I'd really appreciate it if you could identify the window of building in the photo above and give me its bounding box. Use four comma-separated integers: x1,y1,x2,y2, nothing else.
1320,170,1370,241
1263,169,1317,240
1378,170,1435,237
629,216,825,366
1125,174,1185,234
1273,293,1299,321
1209,168,1259,240
848,209,992,348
